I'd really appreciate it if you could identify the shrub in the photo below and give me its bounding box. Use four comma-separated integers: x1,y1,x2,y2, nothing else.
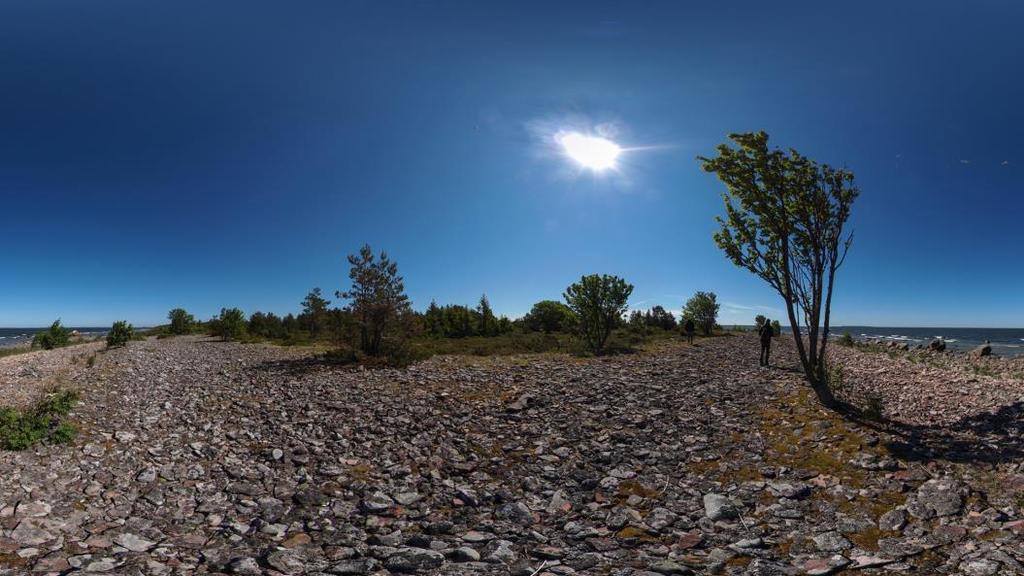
214,308,247,341
563,274,633,355
754,314,767,330
106,320,134,348
682,292,720,336
838,332,855,347
771,319,781,337
0,388,79,451
524,300,576,333
167,308,195,335
32,320,71,350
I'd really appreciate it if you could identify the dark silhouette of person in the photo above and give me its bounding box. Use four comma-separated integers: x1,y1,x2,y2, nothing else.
684,318,695,344
759,319,774,367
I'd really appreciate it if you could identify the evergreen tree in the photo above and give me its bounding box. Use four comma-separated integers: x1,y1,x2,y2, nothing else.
338,244,411,356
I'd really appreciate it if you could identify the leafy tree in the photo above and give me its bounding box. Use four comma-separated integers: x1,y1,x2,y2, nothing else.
106,321,134,348
754,314,768,330
167,308,195,335
214,308,246,342
772,319,782,337
700,131,858,407
682,291,720,336
300,288,331,338
338,244,411,356
523,300,576,333
32,320,71,350
563,274,633,354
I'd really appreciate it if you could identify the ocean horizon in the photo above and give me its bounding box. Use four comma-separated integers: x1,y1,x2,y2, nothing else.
0,327,110,348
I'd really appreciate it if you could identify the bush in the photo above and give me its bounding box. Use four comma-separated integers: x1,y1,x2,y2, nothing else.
106,320,134,348
837,332,855,347
563,274,633,355
32,320,71,350
0,388,78,451
167,308,195,335
213,308,247,341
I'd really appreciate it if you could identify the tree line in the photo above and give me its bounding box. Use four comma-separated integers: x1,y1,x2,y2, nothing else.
27,131,857,410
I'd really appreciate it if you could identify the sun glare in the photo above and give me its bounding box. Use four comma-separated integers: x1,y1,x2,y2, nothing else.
557,131,621,171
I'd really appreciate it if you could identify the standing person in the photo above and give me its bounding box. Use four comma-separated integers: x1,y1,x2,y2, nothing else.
758,318,774,367
684,318,695,344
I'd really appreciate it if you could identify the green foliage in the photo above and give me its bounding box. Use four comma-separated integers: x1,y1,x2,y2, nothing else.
106,320,134,348
338,244,412,356
523,300,577,333
0,388,78,451
167,308,196,335
213,308,247,342
32,320,71,350
838,332,855,347
754,314,767,330
300,288,331,339
645,305,678,331
772,319,781,336
700,131,858,406
563,274,634,355
422,298,514,339
682,292,720,336
477,294,497,337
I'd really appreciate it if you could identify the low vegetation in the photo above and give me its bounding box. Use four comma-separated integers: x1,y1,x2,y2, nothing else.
0,388,78,450
106,320,134,348
31,319,71,350
211,308,246,342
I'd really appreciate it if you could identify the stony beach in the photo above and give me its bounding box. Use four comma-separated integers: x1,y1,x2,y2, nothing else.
1,335,1023,575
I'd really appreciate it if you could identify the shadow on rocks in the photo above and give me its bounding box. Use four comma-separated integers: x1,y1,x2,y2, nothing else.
839,401,1024,465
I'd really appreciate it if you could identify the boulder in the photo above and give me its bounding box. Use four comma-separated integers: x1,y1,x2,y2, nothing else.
928,338,946,352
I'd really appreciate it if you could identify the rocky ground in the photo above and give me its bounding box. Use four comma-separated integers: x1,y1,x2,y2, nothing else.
1,335,1023,575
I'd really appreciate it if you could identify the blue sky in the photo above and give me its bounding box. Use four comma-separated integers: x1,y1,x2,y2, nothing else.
2,1,1023,328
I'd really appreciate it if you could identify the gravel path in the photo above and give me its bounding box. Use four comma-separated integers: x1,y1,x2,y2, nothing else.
1,335,1023,575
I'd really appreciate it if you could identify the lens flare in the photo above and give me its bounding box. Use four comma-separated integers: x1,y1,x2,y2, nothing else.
556,131,622,171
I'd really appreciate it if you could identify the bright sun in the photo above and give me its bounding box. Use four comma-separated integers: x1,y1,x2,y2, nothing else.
557,131,621,171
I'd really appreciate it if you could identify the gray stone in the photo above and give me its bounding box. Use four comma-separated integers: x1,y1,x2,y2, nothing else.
959,558,1000,576
383,547,445,572
702,493,738,521
113,532,157,552
482,539,517,564
878,508,907,531
812,531,851,552
450,547,480,562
